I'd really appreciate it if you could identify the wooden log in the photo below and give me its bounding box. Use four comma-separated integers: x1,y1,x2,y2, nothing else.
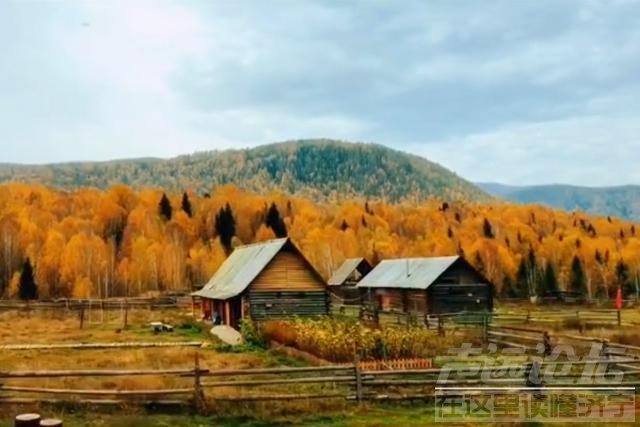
0,368,196,378
210,392,346,401
364,378,524,386
0,385,192,395
39,420,62,427
202,375,356,388
0,397,189,406
490,325,543,334
487,330,541,342
0,341,203,351
15,413,40,427
354,353,363,404
488,338,531,349
202,365,354,377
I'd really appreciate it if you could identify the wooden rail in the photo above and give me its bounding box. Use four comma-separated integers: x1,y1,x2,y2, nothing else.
0,341,203,351
1,351,638,412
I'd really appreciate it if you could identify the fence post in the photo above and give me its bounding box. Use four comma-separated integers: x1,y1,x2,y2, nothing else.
193,352,206,413
123,299,129,330
438,315,444,337
79,305,85,330
354,352,363,404
617,310,621,327
482,314,488,344
526,310,530,324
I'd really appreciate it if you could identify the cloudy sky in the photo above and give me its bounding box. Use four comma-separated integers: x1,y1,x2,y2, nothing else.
1,0,639,186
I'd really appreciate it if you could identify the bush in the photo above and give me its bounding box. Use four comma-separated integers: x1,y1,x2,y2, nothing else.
261,317,458,363
240,318,266,348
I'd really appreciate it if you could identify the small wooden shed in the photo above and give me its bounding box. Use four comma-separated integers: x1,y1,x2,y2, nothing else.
191,238,328,328
357,256,493,315
327,258,372,304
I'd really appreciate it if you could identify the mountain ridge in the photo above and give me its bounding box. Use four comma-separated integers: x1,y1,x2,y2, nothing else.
477,182,640,220
0,139,490,203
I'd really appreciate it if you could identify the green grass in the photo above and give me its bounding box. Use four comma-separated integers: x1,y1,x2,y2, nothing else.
3,405,633,427
0,407,437,427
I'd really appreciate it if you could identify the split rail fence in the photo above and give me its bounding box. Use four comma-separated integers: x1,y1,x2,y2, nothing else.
0,296,194,329
2,351,639,411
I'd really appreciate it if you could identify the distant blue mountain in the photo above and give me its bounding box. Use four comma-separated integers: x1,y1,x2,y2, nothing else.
476,182,640,221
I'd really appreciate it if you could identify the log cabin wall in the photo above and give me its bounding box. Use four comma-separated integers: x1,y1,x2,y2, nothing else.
248,248,328,320
427,260,493,314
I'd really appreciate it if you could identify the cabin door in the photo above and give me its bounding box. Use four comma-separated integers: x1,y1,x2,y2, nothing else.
230,296,243,329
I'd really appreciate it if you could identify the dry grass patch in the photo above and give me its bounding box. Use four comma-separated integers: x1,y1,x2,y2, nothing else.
0,309,197,344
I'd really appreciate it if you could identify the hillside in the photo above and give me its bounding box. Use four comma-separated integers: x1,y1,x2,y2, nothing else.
477,182,640,220
1,183,639,301
0,140,489,203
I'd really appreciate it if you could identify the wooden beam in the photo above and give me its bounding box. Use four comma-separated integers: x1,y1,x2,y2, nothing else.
0,385,192,396
201,375,355,388
0,341,202,351
0,368,197,378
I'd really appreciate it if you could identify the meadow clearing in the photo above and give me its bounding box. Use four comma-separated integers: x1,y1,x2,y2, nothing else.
2,303,640,426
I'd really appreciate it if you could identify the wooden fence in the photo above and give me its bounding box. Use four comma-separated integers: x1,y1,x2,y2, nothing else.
487,324,640,362
0,296,190,311
493,309,622,327
2,352,639,411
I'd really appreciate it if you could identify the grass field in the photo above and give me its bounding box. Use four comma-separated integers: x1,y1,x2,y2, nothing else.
0,406,441,427
2,405,636,427
3,306,638,426
0,308,307,409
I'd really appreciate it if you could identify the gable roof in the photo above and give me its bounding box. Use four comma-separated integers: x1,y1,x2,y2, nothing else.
328,258,370,286
192,238,289,300
356,256,461,290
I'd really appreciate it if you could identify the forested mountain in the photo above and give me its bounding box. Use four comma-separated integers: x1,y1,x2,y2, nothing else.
0,140,488,203
478,183,640,221
1,183,639,301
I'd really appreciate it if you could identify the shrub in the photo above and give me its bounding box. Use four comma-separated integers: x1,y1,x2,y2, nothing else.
240,318,266,348
261,317,458,363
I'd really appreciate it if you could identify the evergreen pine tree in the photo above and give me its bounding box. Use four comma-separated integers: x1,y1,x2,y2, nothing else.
541,263,558,296
616,259,632,297
482,218,494,238
265,202,287,237
158,193,172,221
181,192,192,218
215,203,236,254
19,257,37,300
570,256,587,296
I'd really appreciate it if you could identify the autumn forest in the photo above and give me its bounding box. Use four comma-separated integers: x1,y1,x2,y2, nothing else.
1,182,639,301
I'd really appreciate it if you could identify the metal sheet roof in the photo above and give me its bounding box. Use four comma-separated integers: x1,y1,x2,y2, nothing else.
192,238,288,300
356,256,460,290
328,258,366,286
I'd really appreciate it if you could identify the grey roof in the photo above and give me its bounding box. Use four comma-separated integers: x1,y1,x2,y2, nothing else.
328,258,366,286
356,256,460,290
192,238,288,300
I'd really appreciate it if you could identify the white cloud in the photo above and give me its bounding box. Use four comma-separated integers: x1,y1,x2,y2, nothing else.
416,109,640,186
0,0,639,187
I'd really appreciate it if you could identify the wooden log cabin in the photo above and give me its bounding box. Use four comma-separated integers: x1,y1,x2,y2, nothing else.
191,238,328,327
327,258,372,305
357,256,493,316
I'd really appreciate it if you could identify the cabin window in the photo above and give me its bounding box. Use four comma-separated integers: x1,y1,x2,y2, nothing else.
376,294,392,311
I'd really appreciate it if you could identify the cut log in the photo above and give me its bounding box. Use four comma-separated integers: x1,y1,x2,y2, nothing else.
15,413,40,427
39,420,63,427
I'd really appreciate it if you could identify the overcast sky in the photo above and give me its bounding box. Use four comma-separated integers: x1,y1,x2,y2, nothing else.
1,0,639,186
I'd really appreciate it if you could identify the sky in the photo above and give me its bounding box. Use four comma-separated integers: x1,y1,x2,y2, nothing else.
1,0,639,186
